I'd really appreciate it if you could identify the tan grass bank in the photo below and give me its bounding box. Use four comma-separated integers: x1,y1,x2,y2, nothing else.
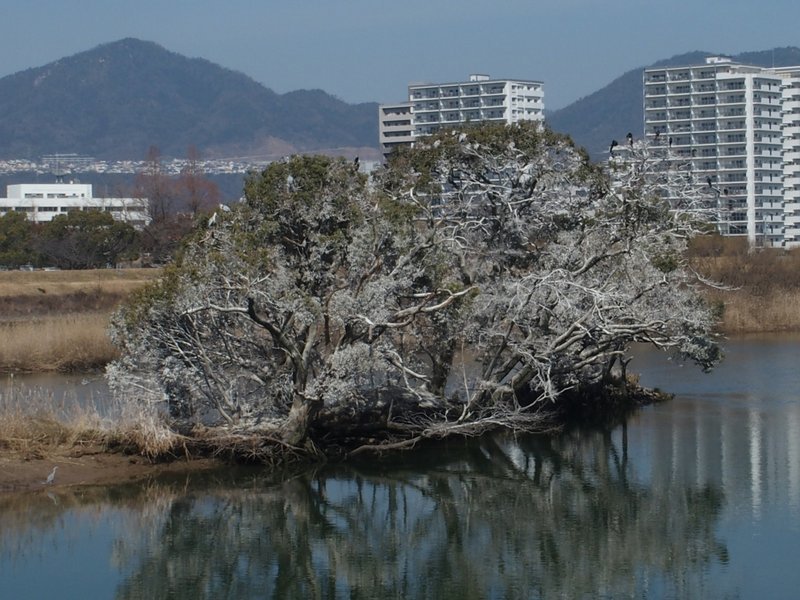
0,269,159,373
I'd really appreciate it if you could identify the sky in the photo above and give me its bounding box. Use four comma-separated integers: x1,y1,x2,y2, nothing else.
2,1,800,110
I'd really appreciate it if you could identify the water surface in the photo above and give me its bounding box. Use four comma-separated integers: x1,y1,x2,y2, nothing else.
1,336,799,598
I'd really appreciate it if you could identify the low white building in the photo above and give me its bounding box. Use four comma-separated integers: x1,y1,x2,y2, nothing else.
0,182,149,228
379,102,415,159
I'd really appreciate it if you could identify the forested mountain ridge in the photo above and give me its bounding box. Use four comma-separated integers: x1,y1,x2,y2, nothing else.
2,39,799,163
0,38,379,160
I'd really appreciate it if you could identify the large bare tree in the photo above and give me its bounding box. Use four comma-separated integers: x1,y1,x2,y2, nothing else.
108,123,720,456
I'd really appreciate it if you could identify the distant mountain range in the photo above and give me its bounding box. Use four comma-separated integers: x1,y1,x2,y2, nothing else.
0,38,379,161
547,47,800,160
1,39,799,163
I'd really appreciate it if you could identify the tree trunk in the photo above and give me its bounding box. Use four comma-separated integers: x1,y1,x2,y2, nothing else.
281,397,315,446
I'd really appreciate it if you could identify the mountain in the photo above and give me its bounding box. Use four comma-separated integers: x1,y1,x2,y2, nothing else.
547,47,800,160
0,38,379,160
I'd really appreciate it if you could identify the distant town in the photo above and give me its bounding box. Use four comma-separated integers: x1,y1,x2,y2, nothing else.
0,155,269,177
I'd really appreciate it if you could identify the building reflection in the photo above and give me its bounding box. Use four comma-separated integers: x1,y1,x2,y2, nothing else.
625,389,800,522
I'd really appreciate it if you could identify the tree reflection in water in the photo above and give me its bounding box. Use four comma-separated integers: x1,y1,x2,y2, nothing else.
109,428,727,599
0,427,727,599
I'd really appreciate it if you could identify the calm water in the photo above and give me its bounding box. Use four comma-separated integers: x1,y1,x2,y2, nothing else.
1,336,799,599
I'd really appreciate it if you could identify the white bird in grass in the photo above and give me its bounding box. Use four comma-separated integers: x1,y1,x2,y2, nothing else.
44,466,58,485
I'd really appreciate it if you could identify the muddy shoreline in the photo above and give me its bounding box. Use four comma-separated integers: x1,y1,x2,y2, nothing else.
0,446,226,495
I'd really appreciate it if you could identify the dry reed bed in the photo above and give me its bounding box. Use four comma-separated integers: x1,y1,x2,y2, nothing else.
0,382,180,460
0,269,159,373
0,268,159,299
689,243,800,333
705,289,800,333
0,268,159,322
0,313,119,372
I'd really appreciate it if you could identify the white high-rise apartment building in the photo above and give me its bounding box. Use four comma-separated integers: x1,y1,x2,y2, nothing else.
379,74,544,159
776,67,800,246
644,57,788,248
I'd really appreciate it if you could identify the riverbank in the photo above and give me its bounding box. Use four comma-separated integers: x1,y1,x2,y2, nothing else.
0,446,225,494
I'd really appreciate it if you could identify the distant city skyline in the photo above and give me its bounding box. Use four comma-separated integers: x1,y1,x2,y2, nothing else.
2,1,800,110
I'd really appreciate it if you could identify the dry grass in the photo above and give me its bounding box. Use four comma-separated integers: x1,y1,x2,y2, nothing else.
0,314,120,372
0,384,108,456
704,288,800,333
0,268,159,300
0,382,180,460
0,268,159,323
689,236,800,333
0,269,159,373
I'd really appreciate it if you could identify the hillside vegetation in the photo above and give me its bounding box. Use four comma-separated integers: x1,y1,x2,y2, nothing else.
0,38,378,160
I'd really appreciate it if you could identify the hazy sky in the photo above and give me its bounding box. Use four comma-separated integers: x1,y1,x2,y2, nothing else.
3,1,800,110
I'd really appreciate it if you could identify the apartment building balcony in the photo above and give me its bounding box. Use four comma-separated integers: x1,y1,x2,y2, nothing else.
439,114,463,124
693,136,718,145
782,100,800,112
410,91,440,100
717,96,747,105
692,83,717,92
669,98,692,107
480,87,506,96
668,86,692,96
783,149,800,162
694,124,718,132
692,109,717,119
645,86,667,96
720,147,747,159
783,125,800,138
668,71,691,81
413,104,441,113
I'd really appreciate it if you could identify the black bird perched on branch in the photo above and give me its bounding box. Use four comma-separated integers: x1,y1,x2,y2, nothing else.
668,137,673,148
609,140,619,155
353,156,360,171
706,176,713,188
626,132,633,146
